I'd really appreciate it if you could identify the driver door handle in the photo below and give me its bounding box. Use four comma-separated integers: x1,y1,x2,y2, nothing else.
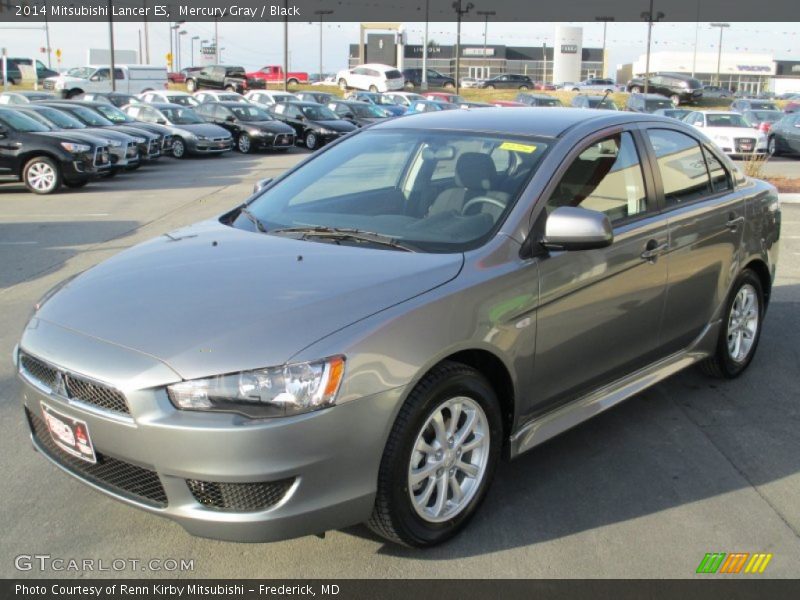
726,215,745,231
641,240,668,261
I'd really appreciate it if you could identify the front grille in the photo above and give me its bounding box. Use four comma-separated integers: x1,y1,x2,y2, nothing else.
186,478,294,512
43,80,55,90
210,137,228,142
735,138,756,153
274,134,292,146
161,135,173,150
126,142,138,158
148,139,160,156
19,352,130,416
94,147,110,167
27,409,167,508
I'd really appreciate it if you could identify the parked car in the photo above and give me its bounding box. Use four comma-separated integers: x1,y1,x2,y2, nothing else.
402,68,455,89
571,95,618,110
0,91,55,105
167,72,186,84
268,101,357,150
246,65,309,85
193,91,249,104
625,93,675,113
766,113,800,156
490,100,527,107
14,108,779,549
295,92,336,105
684,110,768,157
77,92,143,108
0,108,110,193
345,91,406,116
405,100,458,114
730,98,780,113
43,65,168,98
244,90,299,108
184,65,265,94
122,103,232,158
195,101,295,153
0,57,58,84
460,77,479,89
702,85,733,99
477,74,534,90
626,73,703,105
327,100,392,127
16,103,141,171
515,93,563,107
139,91,200,107
784,101,800,114
423,92,466,105
75,100,175,155
742,109,785,134
383,92,426,109
569,78,618,93
534,81,557,91
336,64,405,92
651,108,693,120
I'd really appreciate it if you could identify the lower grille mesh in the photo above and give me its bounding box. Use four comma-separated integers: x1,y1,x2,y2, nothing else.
27,408,167,507
186,478,294,512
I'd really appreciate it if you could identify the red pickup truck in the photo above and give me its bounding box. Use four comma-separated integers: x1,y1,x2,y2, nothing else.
246,66,309,85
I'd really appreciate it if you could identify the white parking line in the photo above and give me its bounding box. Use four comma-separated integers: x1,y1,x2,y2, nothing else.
0,241,38,245
0,213,111,220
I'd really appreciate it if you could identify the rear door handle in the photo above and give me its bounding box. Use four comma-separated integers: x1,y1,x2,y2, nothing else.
726,215,745,230
641,240,669,261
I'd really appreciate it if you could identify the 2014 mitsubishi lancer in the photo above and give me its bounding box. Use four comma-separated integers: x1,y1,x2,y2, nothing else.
14,108,781,547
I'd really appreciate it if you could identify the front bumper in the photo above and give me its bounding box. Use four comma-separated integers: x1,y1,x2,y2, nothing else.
186,137,233,154
14,338,401,543
252,132,295,150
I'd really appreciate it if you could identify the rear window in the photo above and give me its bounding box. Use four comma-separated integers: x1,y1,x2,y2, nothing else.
226,67,246,77
386,70,403,80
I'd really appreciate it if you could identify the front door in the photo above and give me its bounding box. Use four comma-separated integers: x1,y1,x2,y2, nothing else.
529,130,669,415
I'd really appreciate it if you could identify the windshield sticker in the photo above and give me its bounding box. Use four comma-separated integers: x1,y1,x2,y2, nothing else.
499,142,537,153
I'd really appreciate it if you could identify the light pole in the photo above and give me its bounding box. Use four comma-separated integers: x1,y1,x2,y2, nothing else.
710,22,729,86
477,10,495,79
178,30,187,72
108,0,116,91
422,0,429,89
641,0,665,94
452,0,474,95
191,36,199,68
283,0,288,91
170,24,180,71
143,0,150,64
42,0,52,68
313,9,333,81
691,0,701,78
595,16,614,78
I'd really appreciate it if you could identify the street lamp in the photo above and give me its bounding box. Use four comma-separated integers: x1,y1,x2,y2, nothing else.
477,10,495,79
178,30,187,72
108,0,116,91
641,0,665,94
452,0,474,95
710,22,730,86
594,16,614,78
313,9,333,82
191,35,199,68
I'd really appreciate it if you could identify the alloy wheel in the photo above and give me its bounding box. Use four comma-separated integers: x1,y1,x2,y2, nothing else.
26,161,57,193
238,134,251,153
305,133,317,150
172,139,185,158
727,284,759,363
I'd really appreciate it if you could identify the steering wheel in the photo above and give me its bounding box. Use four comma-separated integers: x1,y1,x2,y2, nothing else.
462,196,506,215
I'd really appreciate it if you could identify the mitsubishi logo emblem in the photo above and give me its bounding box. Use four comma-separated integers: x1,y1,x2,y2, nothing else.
53,371,68,398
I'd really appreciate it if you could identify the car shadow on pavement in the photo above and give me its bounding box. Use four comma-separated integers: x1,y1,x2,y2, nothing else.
345,284,800,558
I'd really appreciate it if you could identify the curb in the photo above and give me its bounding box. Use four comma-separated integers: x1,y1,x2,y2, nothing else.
779,194,800,204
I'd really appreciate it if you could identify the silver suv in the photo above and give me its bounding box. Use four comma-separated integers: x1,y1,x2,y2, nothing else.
15,109,780,547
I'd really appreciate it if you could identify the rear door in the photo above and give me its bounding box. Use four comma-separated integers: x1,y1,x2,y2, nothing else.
642,127,744,353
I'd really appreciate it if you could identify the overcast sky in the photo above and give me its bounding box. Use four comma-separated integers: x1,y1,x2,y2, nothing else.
1,21,797,74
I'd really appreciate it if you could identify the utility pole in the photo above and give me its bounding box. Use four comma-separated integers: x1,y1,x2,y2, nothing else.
214,17,219,63
452,0,474,95
594,17,614,78
477,10,495,79
108,0,116,91
191,36,199,68
422,0,429,89
710,22,729,86
314,9,333,81
43,0,52,68
641,0,664,94
691,0,700,78
143,0,150,63
283,0,289,91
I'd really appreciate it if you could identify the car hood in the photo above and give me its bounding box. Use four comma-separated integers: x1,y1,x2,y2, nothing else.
382,105,406,116
108,125,158,140
244,120,295,134
313,119,357,132
122,121,173,136
31,130,111,146
35,219,464,380
175,123,232,137
705,126,766,140
83,127,137,143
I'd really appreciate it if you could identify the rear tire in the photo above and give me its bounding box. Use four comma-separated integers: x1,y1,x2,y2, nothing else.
670,94,681,105
287,78,299,86
700,269,764,379
519,85,530,90
369,85,379,92
367,361,502,547
23,156,62,195
630,86,642,94
338,78,348,90
443,82,455,89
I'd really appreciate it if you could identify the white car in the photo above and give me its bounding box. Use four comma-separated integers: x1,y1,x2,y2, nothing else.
244,90,299,108
684,110,768,157
139,90,200,107
43,65,167,98
383,92,426,109
336,64,405,92
460,77,479,89
193,91,249,104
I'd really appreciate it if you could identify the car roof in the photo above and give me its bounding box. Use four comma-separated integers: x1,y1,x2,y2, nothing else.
148,102,187,110
213,101,258,108
696,110,740,115
42,100,108,109
373,107,661,138
3,91,53,97
161,91,192,96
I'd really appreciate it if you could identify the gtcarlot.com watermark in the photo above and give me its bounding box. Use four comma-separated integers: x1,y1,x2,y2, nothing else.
15,554,195,573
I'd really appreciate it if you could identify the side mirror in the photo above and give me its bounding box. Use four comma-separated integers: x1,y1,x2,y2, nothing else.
252,177,273,194
156,119,167,125
541,206,613,251
344,112,355,119
226,115,236,122
0,124,6,138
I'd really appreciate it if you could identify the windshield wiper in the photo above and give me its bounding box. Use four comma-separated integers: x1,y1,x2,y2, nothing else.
239,207,267,233
270,226,416,252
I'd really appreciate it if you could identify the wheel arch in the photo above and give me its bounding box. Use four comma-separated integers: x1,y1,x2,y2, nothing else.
17,151,63,178
743,258,773,308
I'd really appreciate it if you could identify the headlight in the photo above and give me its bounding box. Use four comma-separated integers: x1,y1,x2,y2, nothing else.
714,135,731,143
54,80,65,90
167,356,345,418
317,128,334,134
197,135,209,141
60,142,91,153
108,140,122,148
133,136,146,144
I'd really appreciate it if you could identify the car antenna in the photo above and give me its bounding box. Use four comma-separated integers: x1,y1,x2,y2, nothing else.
601,89,611,105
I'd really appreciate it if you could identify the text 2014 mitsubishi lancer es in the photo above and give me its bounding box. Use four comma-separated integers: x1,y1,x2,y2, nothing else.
14,108,780,547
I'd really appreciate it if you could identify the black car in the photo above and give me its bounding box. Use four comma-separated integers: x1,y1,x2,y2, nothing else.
195,101,295,153
327,100,391,127
625,93,675,114
75,100,175,155
730,98,780,114
571,95,618,110
185,65,265,94
626,73,703,105
76,92,143,108
515,93,563,107
269,101,357,150
0,57,58,85
0,108,110,193
767,113,800,156
477,74,534,90
295,92,336,105
401,68,455,89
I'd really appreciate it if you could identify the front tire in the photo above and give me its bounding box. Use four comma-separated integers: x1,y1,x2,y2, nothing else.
237,133,252,153
443,82,455,89
186,79,196,92
701,269,764,379
172,137,187,159
768,136,779,156
338,78,348,90
367,361,502,547
368,85,378,92
519,85,530,90
670,94,681,105
23,156,61,194
630,85,642,94
304,131,318,150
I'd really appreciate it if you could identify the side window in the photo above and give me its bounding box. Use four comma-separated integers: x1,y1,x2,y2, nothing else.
94,69,110,80
127,106,141,118
647,129,711,206
546,132,648,224
114,68,124,80
703,146,732,193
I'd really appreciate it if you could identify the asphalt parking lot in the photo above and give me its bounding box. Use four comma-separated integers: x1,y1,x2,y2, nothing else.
0,151,798,579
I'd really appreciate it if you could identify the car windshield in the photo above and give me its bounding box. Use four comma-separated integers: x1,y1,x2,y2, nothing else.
94,104,133,123
161,107,204,124
645,99,674,110
541,98,561,106
67,67,93,78
240,129,549,253
35,107,86,129
350,103,387,118
365,94,395,106
230,105,272,121
300,104,338,120
588,99,617,109
216,94,246,102
66,105,113,126
14,111,56,129
0,110,51,132
750,102,778,110
273,94,295,103
707,114,749,128
744,110,782,123
166,94,199,106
